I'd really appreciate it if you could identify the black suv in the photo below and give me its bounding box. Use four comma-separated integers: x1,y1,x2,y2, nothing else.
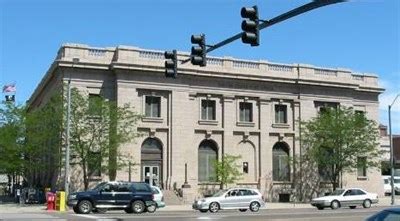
67,181,156,214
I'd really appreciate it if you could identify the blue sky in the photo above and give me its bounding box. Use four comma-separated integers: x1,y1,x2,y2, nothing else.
1,0,399,133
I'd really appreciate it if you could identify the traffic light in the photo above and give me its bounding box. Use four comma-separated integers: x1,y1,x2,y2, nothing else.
241,6,259,46
164,50,177,78
190,34,206,67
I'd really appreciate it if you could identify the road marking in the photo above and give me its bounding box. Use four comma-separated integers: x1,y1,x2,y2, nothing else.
197,217,221,220
72,214,101,219
271,215,367,221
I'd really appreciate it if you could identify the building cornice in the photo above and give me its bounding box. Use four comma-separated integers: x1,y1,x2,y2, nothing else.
27,43,385,108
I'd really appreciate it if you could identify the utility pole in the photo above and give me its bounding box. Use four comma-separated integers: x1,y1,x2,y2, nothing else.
389,94,399,205
65,79,71,198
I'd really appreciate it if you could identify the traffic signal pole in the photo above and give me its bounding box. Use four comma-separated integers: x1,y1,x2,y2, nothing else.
181,0,346,64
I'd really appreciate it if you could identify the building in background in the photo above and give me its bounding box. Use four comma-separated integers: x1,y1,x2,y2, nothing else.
28,43,384,201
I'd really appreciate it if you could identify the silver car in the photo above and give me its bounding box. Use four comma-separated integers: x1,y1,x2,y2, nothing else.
192,188,265,213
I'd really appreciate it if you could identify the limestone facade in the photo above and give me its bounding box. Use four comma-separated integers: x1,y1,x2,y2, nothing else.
28,43,385,201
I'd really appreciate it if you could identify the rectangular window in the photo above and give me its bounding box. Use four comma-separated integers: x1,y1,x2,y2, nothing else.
201,100,216,120
239,102,253,122
275,105,287,124
357,157,367,177
355,110,365,117
243,162,249,174
145,96,161,118
88,151,101,177
88,94,102,116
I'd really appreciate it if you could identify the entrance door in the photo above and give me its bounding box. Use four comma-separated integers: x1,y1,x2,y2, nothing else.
141,138,163,188
143,165,160,187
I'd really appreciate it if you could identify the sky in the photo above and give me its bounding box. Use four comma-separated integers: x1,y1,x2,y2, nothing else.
0,0,399,133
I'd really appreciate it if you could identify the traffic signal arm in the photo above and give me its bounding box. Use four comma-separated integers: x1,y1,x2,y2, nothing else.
180,0,346,65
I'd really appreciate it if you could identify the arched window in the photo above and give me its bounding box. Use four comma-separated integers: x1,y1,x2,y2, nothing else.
141,138,162,160
272,142,290,181
198,140,218,182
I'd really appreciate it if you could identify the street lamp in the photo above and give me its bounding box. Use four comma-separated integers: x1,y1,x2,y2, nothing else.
389,93,399,205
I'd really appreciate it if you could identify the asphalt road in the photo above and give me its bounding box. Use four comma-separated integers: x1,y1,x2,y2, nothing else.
0,206,387,221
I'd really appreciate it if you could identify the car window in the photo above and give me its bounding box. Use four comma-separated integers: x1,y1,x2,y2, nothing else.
117,184,131,192
344,190,352,196
227,190,239,197
384,213,400,221
394,179,400,184
354,189,366,195
92,182,107,191
330,189,345,196
132,183,151,192
102,184,117,192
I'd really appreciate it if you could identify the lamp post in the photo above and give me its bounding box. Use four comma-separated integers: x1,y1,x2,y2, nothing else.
389,93,399,205
65,78,71,198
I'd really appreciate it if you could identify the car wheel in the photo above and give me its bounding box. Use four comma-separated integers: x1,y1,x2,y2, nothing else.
330,200,340,210
349,206,356,209
72,206,80,214
363,199,371,208
77,200,92,214
124,208,133,213
132,200,145,214
209,202,219,213
146,204,156,213
199,209,208,213
93,208,107,213
317,206,324,210
239,209,248,212
250,202,260,212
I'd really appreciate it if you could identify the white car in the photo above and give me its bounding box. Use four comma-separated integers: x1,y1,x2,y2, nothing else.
382,176,391,195
382,176,400,195
151,186,165,208
310,188,378,210
192,188,265,213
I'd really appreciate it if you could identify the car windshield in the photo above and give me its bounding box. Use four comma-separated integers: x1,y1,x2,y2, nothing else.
92,182,107,191
212,190,227,197
329,189,345,196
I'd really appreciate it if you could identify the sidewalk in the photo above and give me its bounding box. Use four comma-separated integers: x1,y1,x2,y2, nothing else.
0,196,398,214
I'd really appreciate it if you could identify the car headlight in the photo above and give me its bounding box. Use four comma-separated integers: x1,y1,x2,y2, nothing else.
200,199,206,203
69,194,77,200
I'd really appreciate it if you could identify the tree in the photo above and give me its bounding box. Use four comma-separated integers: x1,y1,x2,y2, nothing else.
0,95,64,189
214,154,242,189
0,102,27,185
67,88,141,190
300,107,381,191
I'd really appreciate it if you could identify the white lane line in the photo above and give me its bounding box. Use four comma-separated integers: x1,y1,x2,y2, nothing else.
72,214,101,219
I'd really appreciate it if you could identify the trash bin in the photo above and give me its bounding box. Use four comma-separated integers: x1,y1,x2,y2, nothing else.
55,191,65,211
46,192,56,210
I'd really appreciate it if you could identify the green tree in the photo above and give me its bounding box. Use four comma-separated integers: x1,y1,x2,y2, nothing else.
0,96,64,189
67,88,141,190
25,92,64,187
214,154,242,189
0,102,27,182
300,107,381,191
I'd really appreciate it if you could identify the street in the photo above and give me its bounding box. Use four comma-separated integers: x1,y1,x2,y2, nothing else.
0,206,388,221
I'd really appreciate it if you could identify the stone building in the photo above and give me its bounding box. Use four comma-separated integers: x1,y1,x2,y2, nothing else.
28,43,384,201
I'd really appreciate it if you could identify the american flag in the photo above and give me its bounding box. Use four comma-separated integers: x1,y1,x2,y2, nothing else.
2,84,16,93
